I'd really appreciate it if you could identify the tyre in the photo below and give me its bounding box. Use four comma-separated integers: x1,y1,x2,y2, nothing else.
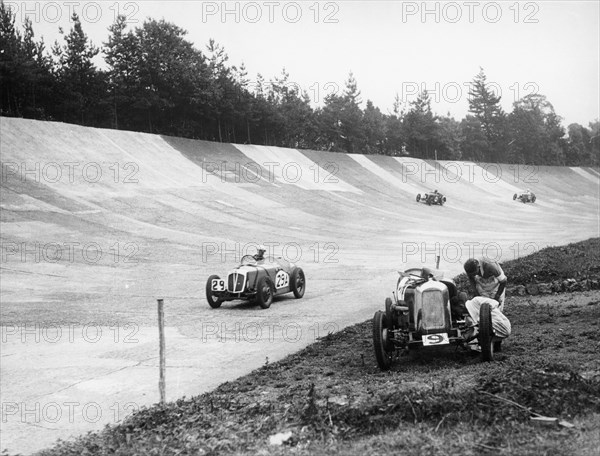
513,193,517,200
479,302,494,361
373,311,393,370
441,196,446,205
426,196,432,206
493,340,502,353
290,268,305,299
256,276,274,309
385,297,394,330
531,195,536,203
416,194,421,202
206,274,224,309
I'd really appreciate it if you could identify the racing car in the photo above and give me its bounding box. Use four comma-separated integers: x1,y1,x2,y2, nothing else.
205,253,305,309
416,190,446,205
372,266,497,369
513,189,536,203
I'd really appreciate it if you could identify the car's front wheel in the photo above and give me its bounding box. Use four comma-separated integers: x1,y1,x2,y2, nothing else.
479,302,495,361
513,193,517,200
256,276,274,309
373,311,393,370
291,268,305,298
206,274,224,309
385,297,394,330
416,193,421,202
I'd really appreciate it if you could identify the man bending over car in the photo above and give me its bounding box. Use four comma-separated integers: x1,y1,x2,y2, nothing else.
464,257,507,311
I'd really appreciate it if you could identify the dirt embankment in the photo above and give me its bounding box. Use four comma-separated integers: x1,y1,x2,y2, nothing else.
34,239,600,456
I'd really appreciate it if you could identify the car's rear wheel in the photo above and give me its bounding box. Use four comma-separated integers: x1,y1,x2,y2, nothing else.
373,311,393,370
531,195,536,203
441,196,446,205
479,303,494,361
206,274,224,309
291,268,305,298
416,194,421,202
256,276,274,309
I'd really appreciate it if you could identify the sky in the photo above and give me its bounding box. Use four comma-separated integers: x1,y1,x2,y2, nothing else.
7,0,599,127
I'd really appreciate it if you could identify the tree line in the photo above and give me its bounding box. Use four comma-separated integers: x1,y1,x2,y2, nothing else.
1,2,598,166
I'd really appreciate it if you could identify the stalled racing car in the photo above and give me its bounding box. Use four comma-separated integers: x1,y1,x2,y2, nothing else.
372,266,497,369
513,189,536,203
416,190,446,205
206,252,305,309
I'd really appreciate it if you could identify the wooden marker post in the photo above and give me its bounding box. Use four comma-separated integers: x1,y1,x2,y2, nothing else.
158,298,166,404
436,255,440,269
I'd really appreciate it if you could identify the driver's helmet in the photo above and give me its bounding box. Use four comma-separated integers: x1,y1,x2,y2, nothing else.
255,245,266,260
526,188,531,193
434,189,438,193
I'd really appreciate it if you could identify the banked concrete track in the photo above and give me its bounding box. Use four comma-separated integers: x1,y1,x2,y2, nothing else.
1,117,598,454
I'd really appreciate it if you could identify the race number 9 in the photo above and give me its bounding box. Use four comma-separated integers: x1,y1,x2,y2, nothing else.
422,333,449,346
275,271,289,289
212,279,225,291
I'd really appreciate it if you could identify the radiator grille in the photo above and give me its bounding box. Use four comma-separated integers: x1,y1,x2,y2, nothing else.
421,290,444,330
228,272,246,293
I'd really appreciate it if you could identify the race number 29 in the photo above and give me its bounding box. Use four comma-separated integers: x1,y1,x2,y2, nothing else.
211,279,225,291
275,271,289,289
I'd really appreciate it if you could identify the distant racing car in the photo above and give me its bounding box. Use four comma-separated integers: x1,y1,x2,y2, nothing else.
416,190,446,206
206,254,305,309
513,189,536,203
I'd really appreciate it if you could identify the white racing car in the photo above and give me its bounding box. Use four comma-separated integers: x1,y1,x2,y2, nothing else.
206,254,305,309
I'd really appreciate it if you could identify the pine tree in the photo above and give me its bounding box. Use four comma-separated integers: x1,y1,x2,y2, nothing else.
403,90,438,158
363,100,385,154
104,15,139,129
468,68,507,161
339,72,365,153
53,13,105,125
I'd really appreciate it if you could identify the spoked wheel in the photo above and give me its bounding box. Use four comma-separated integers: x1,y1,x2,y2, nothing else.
513,193,517,200
479,302,495,361
256,276,274,309
291,268,305,298
416,193,421,202
206,274,224,309
531,195,536,203
373,311,394,370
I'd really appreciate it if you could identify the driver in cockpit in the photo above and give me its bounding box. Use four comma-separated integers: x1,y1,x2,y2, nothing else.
253,246,267,262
